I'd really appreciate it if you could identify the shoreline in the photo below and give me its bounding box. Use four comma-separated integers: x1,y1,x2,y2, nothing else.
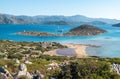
64,44,89,58
44,44,89,58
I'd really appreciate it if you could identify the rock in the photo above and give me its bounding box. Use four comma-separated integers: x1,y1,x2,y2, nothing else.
48,61,59,67
0,67,13,79
47,67,52,71
15,59,20,64
111,63,120,75
0,73,9,79
47,61,59,71
24,60,32,64
112,23,120,27
0,67,6,73
65,24,107,36
14,63,32,79
19,63,27,71
32,70,44,79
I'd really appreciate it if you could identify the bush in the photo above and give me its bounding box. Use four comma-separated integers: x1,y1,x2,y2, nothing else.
53,59,114,79
8,54,23,60
17,75,30,79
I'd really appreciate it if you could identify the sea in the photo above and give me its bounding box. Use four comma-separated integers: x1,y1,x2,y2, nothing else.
0,24,120,58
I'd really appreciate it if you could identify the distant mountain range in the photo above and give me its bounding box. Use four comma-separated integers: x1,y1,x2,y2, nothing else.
0,13,120,24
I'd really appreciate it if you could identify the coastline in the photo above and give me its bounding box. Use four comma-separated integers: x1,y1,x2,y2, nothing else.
44,49,60,56
44,44,89,58
64,44,88,58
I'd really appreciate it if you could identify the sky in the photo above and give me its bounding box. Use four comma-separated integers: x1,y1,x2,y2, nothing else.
0,0,120,19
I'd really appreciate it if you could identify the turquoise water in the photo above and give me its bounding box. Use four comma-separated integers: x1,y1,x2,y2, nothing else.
0,24,120,58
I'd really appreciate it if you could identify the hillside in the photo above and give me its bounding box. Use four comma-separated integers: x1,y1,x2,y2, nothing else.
0,14,29,24
0,40,120,79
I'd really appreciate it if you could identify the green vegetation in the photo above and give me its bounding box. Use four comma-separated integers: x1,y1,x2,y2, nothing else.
1,55,120,78
1,40,120,79
53,58,120,79
0,40,67,60
39,55,70,61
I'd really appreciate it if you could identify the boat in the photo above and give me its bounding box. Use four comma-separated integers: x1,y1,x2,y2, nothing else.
57,26,63,33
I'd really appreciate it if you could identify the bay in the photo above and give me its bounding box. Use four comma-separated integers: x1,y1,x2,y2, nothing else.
0,24,120,58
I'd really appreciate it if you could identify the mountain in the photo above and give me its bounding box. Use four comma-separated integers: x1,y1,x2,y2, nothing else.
0,14,30,24
112,23,120,27
65,24,107,36
0,13,120,24
88,21,107,25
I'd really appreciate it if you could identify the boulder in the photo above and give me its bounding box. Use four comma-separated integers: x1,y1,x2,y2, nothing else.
15,59,20,64
32,70,44,79
24,60,32,64
14,63,32,79
0,67,13,79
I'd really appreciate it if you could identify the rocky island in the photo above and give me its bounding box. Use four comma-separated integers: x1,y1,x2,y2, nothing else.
112,23,120,27
17,24,107,36
17,31,56,36
65,24,107,36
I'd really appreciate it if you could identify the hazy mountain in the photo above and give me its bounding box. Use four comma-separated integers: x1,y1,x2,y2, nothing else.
0,13,120,24
0,14,31,24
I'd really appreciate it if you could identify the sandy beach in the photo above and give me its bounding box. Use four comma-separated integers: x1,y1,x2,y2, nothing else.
44,44,88,58
44,49,60,56
64,44,88,58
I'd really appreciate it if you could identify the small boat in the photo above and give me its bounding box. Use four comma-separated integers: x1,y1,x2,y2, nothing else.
57,26,63,33
58,29,63,32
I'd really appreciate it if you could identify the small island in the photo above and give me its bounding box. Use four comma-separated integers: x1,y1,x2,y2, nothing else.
112,23,120,27
17,31,56,36
65,24,107,36
17,24,107,36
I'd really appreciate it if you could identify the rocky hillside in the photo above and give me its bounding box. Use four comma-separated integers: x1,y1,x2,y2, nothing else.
65,24,107,36
0,14,30,24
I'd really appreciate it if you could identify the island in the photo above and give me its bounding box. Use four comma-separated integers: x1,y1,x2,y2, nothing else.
17,24,107,36
17,31,56,36
65,24,107,36
112,23,120,27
